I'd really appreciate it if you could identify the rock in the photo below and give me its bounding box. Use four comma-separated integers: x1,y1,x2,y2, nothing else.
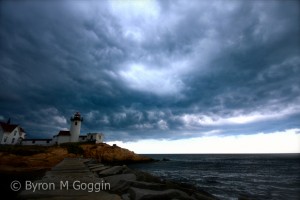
121,193,131,200
103,173,137,193
0,143,153,172
81,143,153,164
129,187,196,200
87,163,98,167
99,166,125,176
91,166,110,172
19,189,122,200
162,158,170,161
89,164,105,169
191,192,216,200
18,159,122,200
16,158,216,200
121,165,135,174
128,181,166,190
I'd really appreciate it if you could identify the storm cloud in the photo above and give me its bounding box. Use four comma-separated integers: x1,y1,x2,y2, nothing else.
0,0,299,141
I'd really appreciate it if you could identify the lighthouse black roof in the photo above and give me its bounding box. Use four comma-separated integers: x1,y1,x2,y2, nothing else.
70,112,83,121
57,130,71,136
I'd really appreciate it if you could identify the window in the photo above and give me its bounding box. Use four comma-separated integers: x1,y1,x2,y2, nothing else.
32,140,35,144
14,131,17,136
75,122,77,125
4,137,7,143
12,138,15,144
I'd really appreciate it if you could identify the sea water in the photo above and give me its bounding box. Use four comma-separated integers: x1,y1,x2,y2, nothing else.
129,154,300,200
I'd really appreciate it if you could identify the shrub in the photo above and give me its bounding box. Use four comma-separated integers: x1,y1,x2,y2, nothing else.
0,145,47,156
60,143,84,155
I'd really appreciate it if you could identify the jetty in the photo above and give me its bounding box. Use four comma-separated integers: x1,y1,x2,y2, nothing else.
19,158,119,199
18,158,216,200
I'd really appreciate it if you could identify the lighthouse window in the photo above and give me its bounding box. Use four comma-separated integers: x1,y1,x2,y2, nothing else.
75,122,77,125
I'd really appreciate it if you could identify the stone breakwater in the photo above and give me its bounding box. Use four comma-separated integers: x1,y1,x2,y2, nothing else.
18,158,217,200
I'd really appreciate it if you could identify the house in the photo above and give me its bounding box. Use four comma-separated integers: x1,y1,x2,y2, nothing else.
0,120,26,145
79,133,104,144
86,133,104,144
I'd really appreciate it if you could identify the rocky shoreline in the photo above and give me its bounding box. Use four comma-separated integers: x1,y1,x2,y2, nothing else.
88,160,217,200
0,143,153,172
18,158,217,200
1,144,217,199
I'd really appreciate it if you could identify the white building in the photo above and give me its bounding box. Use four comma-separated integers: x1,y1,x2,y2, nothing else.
86,133,104,144
0,121,26,145
21,138,52,146
52,130,72,145
21,112,104,146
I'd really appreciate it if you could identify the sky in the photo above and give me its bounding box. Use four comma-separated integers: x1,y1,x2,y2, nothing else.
0,0,299,153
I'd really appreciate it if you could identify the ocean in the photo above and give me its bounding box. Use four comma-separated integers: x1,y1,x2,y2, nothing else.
128,154,300,200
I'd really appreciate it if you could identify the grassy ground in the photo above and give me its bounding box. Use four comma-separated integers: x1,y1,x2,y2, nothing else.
0,145,48,156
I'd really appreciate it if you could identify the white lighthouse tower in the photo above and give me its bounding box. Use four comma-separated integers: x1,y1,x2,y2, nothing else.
70,112,83,142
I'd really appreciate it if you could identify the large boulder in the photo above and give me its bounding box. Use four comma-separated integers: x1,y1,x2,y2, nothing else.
103,173,137,193
91,166,110,172
99,166,124,176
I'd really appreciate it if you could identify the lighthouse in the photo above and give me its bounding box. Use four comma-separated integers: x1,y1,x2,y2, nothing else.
70,112,83,142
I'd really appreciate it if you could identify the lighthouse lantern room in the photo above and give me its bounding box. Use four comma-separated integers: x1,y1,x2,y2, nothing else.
70,112,83,142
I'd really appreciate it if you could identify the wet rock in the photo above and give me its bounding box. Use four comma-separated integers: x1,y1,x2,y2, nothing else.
129,187,196,200
191,192,217,200
103,173,137,193
17,158,217,200
88,164,105,169
162,158,170,161
128,181,166,190
121,193,131,200
91,166,110,172
99,166,124,176
20,189,122,200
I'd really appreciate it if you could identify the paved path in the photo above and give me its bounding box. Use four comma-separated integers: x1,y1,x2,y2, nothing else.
19,158,120,200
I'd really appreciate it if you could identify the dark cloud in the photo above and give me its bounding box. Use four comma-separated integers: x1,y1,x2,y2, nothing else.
0,0,299,141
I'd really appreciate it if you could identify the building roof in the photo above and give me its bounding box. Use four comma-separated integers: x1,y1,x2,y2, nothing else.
20,127,26,133
0,122,19,133
57,130,71,136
